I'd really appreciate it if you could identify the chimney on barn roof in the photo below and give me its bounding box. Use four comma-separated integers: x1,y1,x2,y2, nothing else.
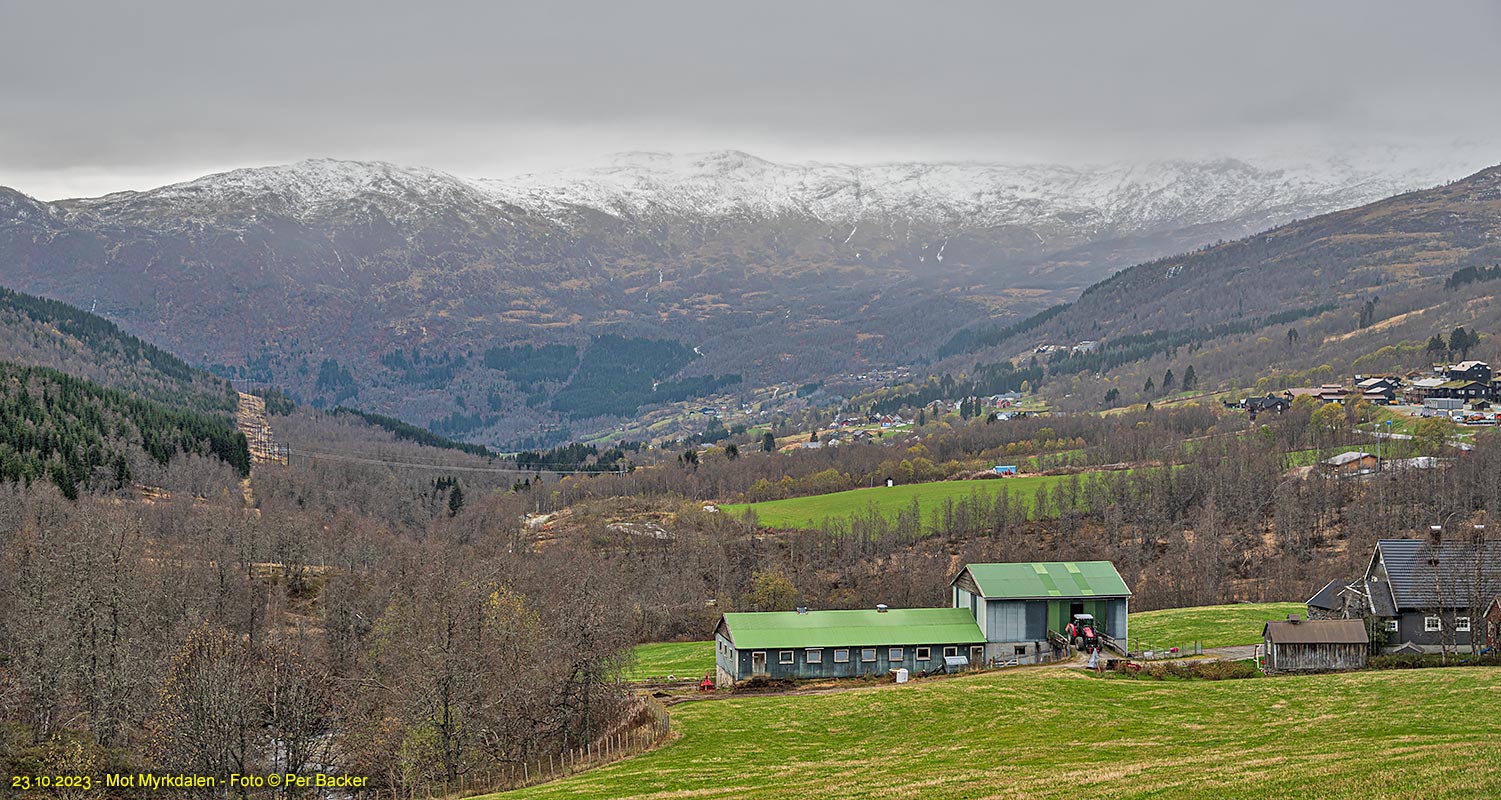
1287,613,1301,623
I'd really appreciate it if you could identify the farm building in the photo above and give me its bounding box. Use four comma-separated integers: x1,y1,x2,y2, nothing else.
1322,451,1378,476
713,608,984,685
1316,539,1501,653
1262,616,1369,673
951,561,1131,665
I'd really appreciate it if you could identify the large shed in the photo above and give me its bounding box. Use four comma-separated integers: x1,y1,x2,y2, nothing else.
951,561,1131,664
713,608,984,685
1262,617,1369,673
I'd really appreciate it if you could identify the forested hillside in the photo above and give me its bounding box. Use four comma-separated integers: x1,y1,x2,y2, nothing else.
0,286,237,415
0,363,250,498
930,163,1501,409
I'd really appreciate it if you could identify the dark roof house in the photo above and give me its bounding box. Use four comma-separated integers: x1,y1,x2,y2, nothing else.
1369,539,1501,610
1356,538,1501,653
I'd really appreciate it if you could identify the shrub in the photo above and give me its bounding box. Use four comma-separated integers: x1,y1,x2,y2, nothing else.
1113,659,1258,681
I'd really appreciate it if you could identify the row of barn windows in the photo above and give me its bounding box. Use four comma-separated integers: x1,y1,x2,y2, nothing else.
768,646,960,665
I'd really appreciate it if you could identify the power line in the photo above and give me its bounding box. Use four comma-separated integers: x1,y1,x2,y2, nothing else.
292,447,628,475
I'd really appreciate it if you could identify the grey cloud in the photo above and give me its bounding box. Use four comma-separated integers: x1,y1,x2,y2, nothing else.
2,0,1499,198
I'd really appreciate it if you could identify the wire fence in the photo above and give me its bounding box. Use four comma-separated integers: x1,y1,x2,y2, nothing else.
1129,640,1205,660
316,695,674,800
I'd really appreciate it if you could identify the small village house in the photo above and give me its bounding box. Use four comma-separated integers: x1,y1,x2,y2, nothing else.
1239,394,1291,416
951,561,1131,664
1322,451,1378,477
713,607,984,685
1262,616,1369,673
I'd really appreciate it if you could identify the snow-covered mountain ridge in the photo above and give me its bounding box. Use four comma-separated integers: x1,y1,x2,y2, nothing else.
54,149,1491,241
474,150,1477,234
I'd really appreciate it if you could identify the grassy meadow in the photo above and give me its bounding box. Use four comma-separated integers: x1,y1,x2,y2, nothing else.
1129,602,1305,649
624,641,715,682
721,473,1089,531
477,667,1501,800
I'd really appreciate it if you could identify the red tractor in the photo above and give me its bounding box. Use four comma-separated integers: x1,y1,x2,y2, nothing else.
1066,614,1100,652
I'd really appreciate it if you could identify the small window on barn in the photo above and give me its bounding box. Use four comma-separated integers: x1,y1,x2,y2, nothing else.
861,648,877,662
888,647,904,660
1385,620,1399,632
778,650,795,665
806,648,823,663
943,646,959,658
1455,617,1471,632
916,647,931,660
834,649,849,663
1425,616,1442,632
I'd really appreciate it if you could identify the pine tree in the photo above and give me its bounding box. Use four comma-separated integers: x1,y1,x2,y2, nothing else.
761,432,776,452
1451,327,1476,359
1182,365,1197,392
1162,369,1176,393
446,485,465,517
1144,377,1155,394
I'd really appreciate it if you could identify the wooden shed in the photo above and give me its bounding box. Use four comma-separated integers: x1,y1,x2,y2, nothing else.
1262,616,1368,673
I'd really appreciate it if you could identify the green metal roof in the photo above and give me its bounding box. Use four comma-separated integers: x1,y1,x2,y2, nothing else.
718,608,983,649
956,561,1131,599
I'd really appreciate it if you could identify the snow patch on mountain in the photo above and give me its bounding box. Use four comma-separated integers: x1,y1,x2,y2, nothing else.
468,149,1489,236
42,148,1495,244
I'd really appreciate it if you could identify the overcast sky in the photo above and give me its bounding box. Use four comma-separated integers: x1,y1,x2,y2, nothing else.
3,1,1500,199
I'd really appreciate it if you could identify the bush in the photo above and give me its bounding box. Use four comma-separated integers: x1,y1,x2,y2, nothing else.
1368,653,1501,670
1112,658,1258,681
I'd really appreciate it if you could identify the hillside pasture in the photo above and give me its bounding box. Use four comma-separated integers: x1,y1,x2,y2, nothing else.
625,641,715,682
1128,602,1305,649
480,666,1501,800
722,473,1096,531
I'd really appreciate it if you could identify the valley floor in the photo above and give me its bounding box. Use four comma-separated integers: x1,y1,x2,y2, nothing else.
475,666,1501,800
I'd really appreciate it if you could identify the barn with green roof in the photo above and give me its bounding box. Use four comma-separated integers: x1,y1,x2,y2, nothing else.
951,561,1132,663
713,607,985,684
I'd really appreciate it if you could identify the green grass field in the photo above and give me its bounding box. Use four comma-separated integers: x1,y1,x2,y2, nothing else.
722,474,1087,531
624,641,715,682
478,667,1501,799
1129,602,1305,649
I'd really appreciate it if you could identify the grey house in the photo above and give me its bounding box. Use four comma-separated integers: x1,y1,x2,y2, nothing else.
1326,539,1501,653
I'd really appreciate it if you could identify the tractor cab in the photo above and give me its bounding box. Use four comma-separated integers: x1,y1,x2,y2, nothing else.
1066,614,1099,651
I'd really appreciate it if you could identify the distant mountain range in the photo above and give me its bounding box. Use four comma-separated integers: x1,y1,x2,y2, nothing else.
0,149,1489,444
955,163,1501,411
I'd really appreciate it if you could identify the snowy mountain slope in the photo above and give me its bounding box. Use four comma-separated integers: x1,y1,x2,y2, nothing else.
469,149,1481,238
1,148,1492,446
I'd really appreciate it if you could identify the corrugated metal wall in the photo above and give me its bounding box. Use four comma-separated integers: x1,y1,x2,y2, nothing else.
986,600,1028,641
1108,598,1129,643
